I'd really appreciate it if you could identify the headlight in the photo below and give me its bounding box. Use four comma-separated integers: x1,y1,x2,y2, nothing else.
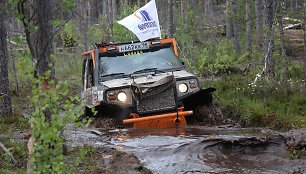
117,92,127,102
178,83,188,93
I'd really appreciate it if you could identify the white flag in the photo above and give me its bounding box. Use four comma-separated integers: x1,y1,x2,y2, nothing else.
117,0,161,41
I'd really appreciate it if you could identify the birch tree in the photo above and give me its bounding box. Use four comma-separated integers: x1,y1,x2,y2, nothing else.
0,0,12,116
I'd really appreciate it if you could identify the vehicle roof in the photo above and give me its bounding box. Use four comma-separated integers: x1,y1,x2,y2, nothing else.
82,38,178,57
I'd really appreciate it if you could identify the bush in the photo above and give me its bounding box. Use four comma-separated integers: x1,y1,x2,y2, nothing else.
30,74,84,173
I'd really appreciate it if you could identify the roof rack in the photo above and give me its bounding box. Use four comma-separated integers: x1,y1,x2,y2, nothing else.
94,37,161,49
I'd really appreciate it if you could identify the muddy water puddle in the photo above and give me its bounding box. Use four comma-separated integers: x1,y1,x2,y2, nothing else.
64,127,306,174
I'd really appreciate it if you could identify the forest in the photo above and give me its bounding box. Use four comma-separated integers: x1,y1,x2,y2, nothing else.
0,0,306,173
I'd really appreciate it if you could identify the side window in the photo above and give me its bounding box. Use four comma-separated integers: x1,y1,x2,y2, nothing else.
82,56,94,90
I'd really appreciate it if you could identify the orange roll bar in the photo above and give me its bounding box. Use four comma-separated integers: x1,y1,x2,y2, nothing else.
160,38,179,56
82,50,96,69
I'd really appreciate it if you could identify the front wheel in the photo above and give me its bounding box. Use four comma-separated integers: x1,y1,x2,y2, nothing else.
192,104,225,125
77,106,94,122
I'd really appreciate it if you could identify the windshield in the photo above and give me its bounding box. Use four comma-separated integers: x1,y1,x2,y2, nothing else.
99,47,183,79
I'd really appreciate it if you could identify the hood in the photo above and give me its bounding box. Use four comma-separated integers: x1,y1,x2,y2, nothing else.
101,70,196,88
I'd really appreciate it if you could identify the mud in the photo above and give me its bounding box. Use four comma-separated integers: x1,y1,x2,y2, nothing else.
75,146,152,174
283,129,306,151
64,125,306,174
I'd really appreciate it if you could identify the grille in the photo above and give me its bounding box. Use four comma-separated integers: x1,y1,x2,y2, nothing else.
136,87,176,114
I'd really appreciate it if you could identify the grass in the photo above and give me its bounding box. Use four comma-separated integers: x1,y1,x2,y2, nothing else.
208,73,306,130
65,145,101,173
0,115,28,133
289,148,306,160
54,48,83,81
0,139,27,173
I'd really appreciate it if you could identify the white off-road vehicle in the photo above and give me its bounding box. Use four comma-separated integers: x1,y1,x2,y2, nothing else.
81,38,214,128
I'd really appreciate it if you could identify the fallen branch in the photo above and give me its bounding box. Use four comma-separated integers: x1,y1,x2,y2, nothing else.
0,141,17,164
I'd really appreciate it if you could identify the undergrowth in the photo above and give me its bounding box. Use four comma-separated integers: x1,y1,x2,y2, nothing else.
208,73,306,130
0,138,27,173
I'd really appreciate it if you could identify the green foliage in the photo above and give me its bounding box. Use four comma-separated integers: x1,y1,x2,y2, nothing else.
30,74,84,173
289,148,306,160
54,49,83,81
87,16,109,45
59,21,79,48
62,0,76,10
172,3,306,130
209,74,306,130
8,51,33,88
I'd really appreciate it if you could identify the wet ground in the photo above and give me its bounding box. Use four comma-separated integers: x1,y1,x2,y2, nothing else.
64,126,306,174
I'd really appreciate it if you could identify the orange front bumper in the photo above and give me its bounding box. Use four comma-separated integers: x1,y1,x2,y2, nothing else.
122,110,193,129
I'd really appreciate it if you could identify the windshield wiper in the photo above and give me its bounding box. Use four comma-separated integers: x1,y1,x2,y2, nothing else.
132,68,158,74
101,73,126,77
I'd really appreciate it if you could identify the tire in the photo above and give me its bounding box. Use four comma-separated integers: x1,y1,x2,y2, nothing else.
77,106,93,122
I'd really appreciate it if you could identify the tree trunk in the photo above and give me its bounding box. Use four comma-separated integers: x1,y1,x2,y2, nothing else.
112,0,117,20
304,0,306,87
108,0,113,22
278,13,288,81
108,0,114,42
120,0,124,13
30,0,55,78
103,0,108,19
226,0,233,38
76,0,89,51
263,0,275,79
232,0,241,56
167,0,174,38
190,0,197,9
255,0,263,47
276,4,286,57
246,0,252,53
204,0,213,16
92,0,100,24
180,0,185,28
291,0,298,12
0,0,12,116
9,47,19,94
